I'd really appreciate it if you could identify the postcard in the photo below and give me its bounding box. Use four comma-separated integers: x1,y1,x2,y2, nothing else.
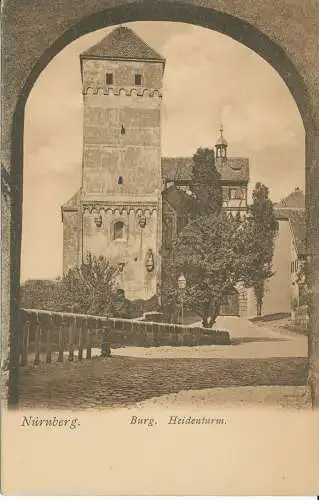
1,0,318,495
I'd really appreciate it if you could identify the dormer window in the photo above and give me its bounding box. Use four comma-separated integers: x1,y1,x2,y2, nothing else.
134,73,142,86
106,73,113,85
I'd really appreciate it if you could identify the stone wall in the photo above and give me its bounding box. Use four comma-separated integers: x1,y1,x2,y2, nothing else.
62,210,81,273
107,317,231,346
82,59,163,198
292,304,309,332
82,205,159,299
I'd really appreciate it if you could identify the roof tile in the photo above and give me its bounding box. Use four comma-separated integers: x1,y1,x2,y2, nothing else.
277,188,305,208
161,156,249,183
81,26,165,62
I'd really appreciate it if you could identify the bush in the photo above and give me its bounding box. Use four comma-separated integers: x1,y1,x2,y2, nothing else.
20,258,160,319
20,279,61,311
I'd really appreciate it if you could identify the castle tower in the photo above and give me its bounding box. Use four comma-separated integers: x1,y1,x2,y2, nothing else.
80,26,165,199
62,26,165,301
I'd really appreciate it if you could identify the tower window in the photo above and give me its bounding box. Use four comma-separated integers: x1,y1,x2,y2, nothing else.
118,176,123,185
114,221,124,240
106,72,113,85
134,73,142,86
121,124,125,135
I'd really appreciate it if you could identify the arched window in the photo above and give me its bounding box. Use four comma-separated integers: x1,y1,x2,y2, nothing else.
114,221,124,240
118,176,123,185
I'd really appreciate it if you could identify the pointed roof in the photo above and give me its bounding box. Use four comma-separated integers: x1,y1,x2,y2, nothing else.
277,187,305,209
161,157,249,184
61,190,81,211
81,26,165,63
273,188,305,219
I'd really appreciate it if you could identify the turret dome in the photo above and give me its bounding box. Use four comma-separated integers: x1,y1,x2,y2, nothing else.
215,125,228,158
215,125,228,147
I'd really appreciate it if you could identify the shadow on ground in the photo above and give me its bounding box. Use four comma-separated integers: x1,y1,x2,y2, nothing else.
231,337,289,345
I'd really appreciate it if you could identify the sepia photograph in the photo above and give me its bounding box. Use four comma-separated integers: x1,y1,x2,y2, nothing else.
12,20,309,410
1,0,319,495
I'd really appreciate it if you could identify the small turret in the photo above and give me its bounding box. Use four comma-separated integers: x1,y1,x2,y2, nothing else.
215,125,228,159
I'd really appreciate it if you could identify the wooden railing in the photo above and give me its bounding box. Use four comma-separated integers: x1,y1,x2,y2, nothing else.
19,309,110,366
19,308,232,366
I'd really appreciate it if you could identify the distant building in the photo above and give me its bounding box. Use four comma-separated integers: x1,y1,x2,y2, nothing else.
162,128,249,217
290,210,307,307
245,188,306,318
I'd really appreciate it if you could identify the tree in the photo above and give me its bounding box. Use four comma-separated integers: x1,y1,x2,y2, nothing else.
162,148,278,327
249,183,279,316
162,147,223,318
168,212,255,327
57,253,119,315
191,148,222,216
296,259,311,307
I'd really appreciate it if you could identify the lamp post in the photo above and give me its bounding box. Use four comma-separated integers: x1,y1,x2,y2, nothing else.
178,273,186,325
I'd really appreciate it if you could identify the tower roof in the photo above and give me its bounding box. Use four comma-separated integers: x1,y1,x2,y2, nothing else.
277,187,305,209
81,26,165,63
215,125,228,147
273,188,305,221
161,157,249,184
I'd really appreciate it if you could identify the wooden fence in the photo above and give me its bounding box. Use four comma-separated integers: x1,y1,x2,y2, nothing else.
19,309,110,366
19,308,231,366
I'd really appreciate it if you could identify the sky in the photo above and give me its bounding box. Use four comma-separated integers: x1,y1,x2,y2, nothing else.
21,21,305,282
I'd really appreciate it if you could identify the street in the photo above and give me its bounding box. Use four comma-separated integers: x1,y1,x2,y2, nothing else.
17,317,309,410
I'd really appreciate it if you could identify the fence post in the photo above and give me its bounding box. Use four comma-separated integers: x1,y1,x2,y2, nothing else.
101,319,111,357
46,316,52,364
58,316,64,362
86,317,92,360
78,319,83,361
20,321,30,367
68,316,75,362
34,317,41,365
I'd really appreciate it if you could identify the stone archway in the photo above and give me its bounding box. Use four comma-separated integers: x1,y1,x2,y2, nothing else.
2,0,319,406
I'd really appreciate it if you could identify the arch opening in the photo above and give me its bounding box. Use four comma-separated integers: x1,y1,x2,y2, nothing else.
5,2,316,407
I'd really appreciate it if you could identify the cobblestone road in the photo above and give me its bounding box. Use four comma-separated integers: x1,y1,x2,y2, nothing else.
17,317,309,409
18,355,308,409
